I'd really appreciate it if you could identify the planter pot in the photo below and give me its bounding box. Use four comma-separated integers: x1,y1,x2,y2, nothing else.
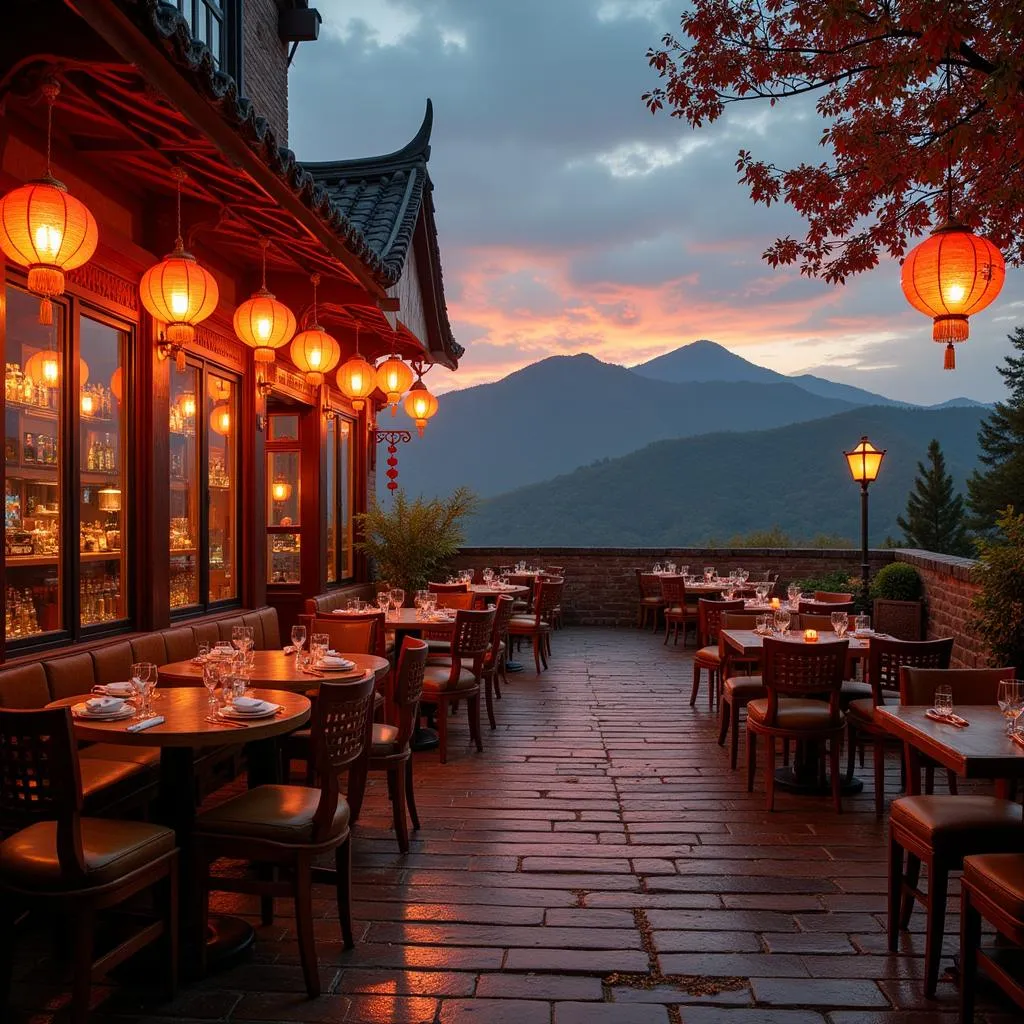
873,598,924,641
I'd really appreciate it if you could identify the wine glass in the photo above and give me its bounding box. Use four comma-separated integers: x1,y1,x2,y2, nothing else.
754,582,768,605
774,609,791,635
290,624,306,656
390,588,405,618
131,662,157,716
377,590,391,619
652,562,663,574
231,625,245,651
680,564,689,580
831,610,849,637
482,567,494,585
997,680,1024,734
202,660,222,707
703,566,715,584
787,584,801,609
739,569,750,583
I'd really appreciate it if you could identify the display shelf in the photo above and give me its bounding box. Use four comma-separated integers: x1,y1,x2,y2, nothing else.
6,550,119,568
170,547,198,555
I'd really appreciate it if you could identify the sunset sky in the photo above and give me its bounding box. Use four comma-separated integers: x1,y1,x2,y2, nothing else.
290,0,1024,406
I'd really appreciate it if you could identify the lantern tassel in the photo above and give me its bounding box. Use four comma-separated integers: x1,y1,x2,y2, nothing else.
175,348,187,374
944,343,956,371
38,298,53,326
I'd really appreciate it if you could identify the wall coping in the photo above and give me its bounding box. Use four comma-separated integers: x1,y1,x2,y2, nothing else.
458,547,896,559
895,548,978,583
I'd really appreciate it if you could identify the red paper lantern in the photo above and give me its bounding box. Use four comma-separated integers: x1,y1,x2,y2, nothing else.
403,379,439,436
901,223,1005,369
290,326,341,385
140,243,219,345
376,356,414,415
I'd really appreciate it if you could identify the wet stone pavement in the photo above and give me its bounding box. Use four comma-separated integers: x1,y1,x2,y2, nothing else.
7,627,1020,1023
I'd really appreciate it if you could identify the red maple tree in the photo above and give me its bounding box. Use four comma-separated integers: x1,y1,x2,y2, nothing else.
644,1,1024,282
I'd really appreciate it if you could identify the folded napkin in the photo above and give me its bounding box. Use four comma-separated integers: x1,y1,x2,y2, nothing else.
926,708,969,727
86,695,125,713
95,681,134,697
127,715,164,733
232,696,268,712
283,645,296,655
321,656,355,670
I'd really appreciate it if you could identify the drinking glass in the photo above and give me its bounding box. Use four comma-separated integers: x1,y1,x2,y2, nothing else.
377,591,391,618
774,609,791,635
311,632,329,667
755,613,770,635
231,625,245,651
131,662,157,716
290,624,306,656
722,586,735,601
740,569,750,583
414,590,428,619
703,566,715,583
997,680,1024,734
390,588,405,617
831,610,849,637
854,614,871,635
652,562,663,574
202,661,221,707
666,562,676,575
482,567,494,585
680,565,689,580
197,641,210,659
934,685,954,716
754,582,768,604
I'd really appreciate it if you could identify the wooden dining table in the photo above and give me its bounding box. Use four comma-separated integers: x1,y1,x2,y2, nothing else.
158,649,391,689
48,686,311,967
874,705,1024,798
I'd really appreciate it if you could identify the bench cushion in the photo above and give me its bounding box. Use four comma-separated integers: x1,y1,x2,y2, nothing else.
259,607,281,649
130,633,167,667
44,653,96,701
161,627,197,664
91,642,133,685
0,664,50,709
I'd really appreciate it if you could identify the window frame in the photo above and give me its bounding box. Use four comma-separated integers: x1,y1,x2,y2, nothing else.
173,0,243,86
326,413,356,588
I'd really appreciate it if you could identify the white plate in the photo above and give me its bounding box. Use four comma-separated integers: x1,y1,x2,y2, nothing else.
320,660,355,672
72,702,135,721
219,703,279,720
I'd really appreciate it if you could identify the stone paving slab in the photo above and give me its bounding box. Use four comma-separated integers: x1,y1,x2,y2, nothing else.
5,627,1019,1022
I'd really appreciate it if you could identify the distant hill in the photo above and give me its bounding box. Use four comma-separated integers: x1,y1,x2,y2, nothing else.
632,339,904,407
395,353,862,499
929,396,992,409
465,405,987,546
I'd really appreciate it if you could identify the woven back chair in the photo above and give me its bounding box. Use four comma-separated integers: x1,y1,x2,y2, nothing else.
869,637,953,705
762,637,848,713
900,665,1015,707
698,598,745,648
310,612,384,658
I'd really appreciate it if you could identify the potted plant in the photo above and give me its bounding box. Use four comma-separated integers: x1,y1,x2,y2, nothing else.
972,507,1024,674
870,562,925,639
354,487,477,597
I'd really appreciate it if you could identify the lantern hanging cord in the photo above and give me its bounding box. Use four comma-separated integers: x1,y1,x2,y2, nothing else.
944,52,954,223
310,273,321,326
41,81,60,179
259,237,269,290
170,166,186,251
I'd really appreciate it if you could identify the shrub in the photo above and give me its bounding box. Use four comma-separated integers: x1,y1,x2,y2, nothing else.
870,563,924,602
793,569,857,595
972,506,1024,674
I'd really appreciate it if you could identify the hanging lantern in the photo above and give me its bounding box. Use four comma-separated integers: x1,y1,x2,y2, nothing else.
376,356,414,416
271,479,293,502
180,392,196,418
80,391,94,416
209,403,232,436
110,366,123,403
0,82,99,325
23,352,88,387
901,223,1005,370
403,378,439,436
139,168,218,365
97,485,122,513
233,238,296,372
336,325,376,411
289,274,340,385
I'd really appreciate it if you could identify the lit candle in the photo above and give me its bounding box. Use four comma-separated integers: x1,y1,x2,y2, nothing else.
804,628,818,643
770,597,781,610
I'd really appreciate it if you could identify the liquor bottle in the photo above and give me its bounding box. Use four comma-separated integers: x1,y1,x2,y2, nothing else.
23,432,34,464
87,440,96,471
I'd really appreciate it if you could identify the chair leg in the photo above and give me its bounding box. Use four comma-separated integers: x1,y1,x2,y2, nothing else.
437,698,449,764
764,736,776,811
746,730,757,792
887,834,903,953
70,907,95,1024
389,765,410,853
846,723,857,781
730,702,742,770
405,756,421,831
293,859,320,998
782,739,790,767
873,739,886,817
533,636,542,674
900,854,921,930
468,693,484,752
924,860,948,997
540,633,550,667
0,899,16,1011
717,696,730,746
924,765,935,794
347,756,369,825
484,674,496,730
493,662,502,700
335,836,355,949
690,664,700,706
960,887,981,1023
829,734,842,813
708,670,716,711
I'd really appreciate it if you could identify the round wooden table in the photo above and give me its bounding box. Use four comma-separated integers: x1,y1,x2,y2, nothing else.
469,583,530,602
48,687,310,970
159,649,390,689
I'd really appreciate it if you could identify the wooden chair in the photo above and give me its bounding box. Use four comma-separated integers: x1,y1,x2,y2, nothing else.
960,853,1024,1020
845,637,953,815
367,638,428,852
421,608,496,764
483,596,516,717
717,612,766,770
746,636,848,811
813,591,854,603
636,570,665,631
508,579,563,674
692,598,744,709
507,573,536,614
0,707,178,1024
309,610,386,658
427,581,469,593
887,665,1020,996
541,569,566,629
193,672,376,997
798,600,854,615
661,576,697,647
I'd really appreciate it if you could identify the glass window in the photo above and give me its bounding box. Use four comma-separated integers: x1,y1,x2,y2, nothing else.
4,287,63,640
268,533,301,584
207,374,237,603
78,315,127,628
339,418,353,580
174,1,228,68
169,368,199,610
267,451,300,527
269,414,299,442
325,418,337,584
324,415,355,585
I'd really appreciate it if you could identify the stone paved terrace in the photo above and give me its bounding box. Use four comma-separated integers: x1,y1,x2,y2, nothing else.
8,627,1020,1023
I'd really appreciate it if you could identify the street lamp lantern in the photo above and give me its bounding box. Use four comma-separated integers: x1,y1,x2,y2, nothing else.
843,435,886,609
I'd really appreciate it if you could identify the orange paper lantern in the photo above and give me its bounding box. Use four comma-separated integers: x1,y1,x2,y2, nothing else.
209,403,232,436
110,366,123,403
336,353,377,411
376,356,414,416
234,288,296,364
140,243,219,346
290,326,341,385
403,379,439,436
901,223,1005,369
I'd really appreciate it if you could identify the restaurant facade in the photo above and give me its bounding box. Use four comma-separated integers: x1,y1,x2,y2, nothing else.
0,0,460,660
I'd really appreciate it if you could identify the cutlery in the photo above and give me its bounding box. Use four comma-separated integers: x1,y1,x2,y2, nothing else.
205,715,248,729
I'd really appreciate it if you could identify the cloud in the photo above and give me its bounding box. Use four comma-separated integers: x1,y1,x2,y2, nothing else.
289,0,1024,405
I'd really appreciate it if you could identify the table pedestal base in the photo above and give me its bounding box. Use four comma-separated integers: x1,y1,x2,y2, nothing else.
411,726,440,751
504,661,525,673
205,915,255,968
774,766,864,797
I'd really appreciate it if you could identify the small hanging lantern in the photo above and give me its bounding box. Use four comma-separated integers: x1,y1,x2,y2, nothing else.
901,223,1005,370
271,479,293,502
0,82,99,325
24,351,88,388
80,391,94,416
376,356,413,416
97,485,122,513
290,274,341,385
180,391,196,418
233,238,296,377
139,168,218,368
209,403,232,436
403,377,438,436
336,325,376,411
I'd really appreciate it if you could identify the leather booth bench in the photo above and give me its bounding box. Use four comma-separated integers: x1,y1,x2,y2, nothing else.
0,606,282,829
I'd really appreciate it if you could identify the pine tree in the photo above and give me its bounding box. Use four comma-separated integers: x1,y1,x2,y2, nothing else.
967,327,1024,530
897,440,972,556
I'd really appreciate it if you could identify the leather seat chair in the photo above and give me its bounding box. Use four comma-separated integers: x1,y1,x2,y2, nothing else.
746,636,848,811
635,569,665,632
508,580,562,674
844,636,953,815
193,673,376,998
890,796,1023,997
0,707,178,1024
366,638,428,852
421,608,495,764
692,598,744,709
960,852,1024,1020
716,612,765,769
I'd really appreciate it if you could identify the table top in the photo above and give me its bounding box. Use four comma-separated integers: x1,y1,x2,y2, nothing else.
721,629,869,660
159,650,390,689
875,705,1024,779
469,583,530,599
47,687,310,748
378,608,458,632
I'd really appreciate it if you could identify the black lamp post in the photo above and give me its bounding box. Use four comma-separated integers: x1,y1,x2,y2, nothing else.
843,436,886,608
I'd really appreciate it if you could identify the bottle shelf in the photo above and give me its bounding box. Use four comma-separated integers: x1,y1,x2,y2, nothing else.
6,550,121,568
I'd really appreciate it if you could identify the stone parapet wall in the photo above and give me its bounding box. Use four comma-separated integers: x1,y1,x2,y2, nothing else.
894,549,986,669
453,548,894,627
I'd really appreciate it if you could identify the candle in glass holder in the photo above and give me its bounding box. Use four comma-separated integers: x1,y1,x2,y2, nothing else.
770,597,781,610
804,628,818,643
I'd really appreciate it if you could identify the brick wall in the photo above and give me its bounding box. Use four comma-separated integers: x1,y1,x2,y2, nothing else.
894,549,986,669
452,548,894,628
243,0,289,145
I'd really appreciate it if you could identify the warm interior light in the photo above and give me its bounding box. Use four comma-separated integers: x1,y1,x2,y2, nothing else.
80,392,94,415
271,479,293,502
844,436,886,484
181,392,196,418
209,403,231,436
42,357,59,383
98,486,122,512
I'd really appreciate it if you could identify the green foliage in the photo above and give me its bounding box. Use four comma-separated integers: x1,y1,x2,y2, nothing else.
870,563,923,602
897,439,971,555
971,507,1024,674
793,569,858,595
702,526,853,548
354,487,477,594
968,328,1024,531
